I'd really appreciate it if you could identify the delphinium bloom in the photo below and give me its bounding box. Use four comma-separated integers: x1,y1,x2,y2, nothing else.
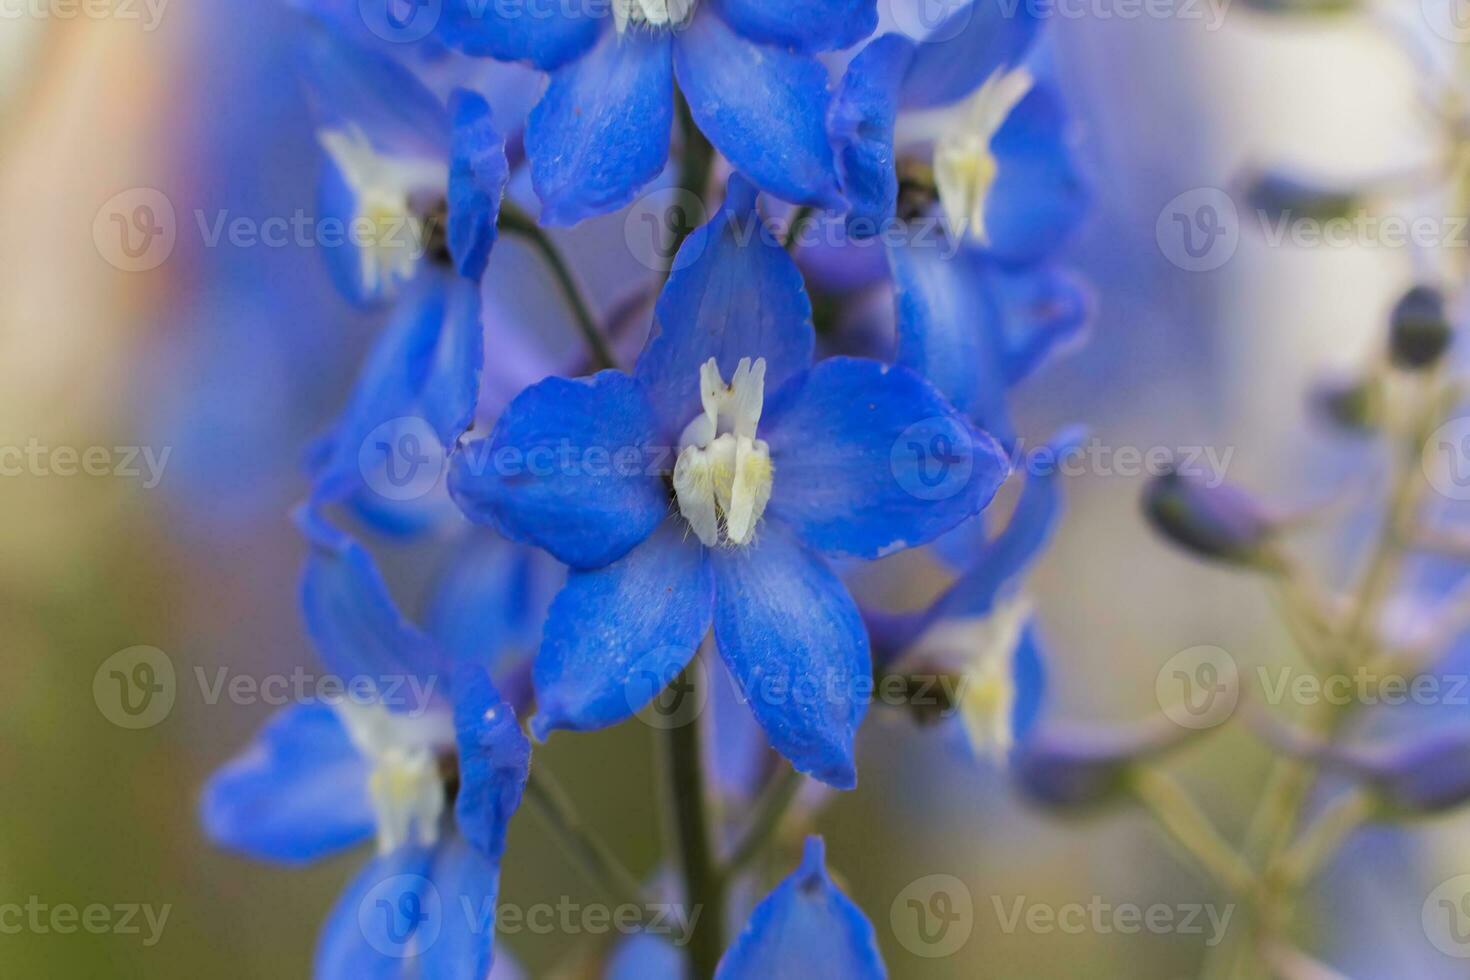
828,0,1089,446
449,175,1009,788
201,515,531,976
438,0,876,222
299,23,509,520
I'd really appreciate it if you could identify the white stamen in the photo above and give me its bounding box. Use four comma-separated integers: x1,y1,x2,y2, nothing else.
674,357,773,547
317,125,445,298
896,67,1034,243
613,0,696,33
337,701,455,853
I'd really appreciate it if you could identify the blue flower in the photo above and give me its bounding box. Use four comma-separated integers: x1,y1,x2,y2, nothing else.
300,25,511,517
449,175,1008,788
440,0,876,223
716,836,885,978
201,514,533,978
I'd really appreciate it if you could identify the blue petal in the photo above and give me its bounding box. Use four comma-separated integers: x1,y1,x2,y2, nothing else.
302,24,450,160
1010,623,1046,746
437,0,604,69
426,534,560,679
298,509,448,691
315,847,435,979
674,12,844,208
985,83,1088,264
200,703,374,865
930,428,1082,616
448,89,509,281
453,666,531,861
762,357,1009,560
706,656,777,805
891,247,1085,448
419,836,503,980
716,837,886,978
317,154,386,307
899,0,1040,111
448,370,669,570
829,34,915,236
527,28,674,225
635,175,815,435
310,271,482,507
532,521,713,737
710,525,869,789
710,0,878,53
607,932,688,980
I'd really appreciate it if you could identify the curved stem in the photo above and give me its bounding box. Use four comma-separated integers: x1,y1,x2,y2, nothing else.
719,765,804,886
500,201,616,371
525,767,650,916
1129,767,1256,897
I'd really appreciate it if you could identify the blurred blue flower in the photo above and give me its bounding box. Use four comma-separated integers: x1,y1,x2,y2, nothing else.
439,0,876,223
449,175,1008,788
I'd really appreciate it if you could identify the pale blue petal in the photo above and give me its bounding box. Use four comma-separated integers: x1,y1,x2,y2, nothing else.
899,0,1040,111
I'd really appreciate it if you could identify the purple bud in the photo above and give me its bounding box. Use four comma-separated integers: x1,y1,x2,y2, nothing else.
1143,467,1280,570
1345,729,1470,816
1011,717,1201,812
1389,285,1452,371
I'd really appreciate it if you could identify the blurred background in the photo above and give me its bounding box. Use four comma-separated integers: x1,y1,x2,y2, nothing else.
4,1,1470,976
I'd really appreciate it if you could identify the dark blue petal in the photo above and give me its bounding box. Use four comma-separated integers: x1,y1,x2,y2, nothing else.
710,525,869,789
448,370,669,570
710,0,878,53
453,666,531,860
527,28,674,225
674,12,844,208
762,357,1008,560
200,703,374,865
635,175,815,435
302,24,450,160
310,271,482,507
532,521,713,737
985,83,1088,264
448,89,509,281
315,847,436,979
829,34,915,236
899,0,1040,111
716,837,886,978
437,0,604,69
298,508,448,690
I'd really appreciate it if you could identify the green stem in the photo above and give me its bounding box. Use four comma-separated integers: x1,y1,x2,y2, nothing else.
660,665,726,979
1275,790,1375,891
783,205,816,252
719,765,804,885
500,201,616,371
525,767,649,916
670,89,716,277
1129,768,1256,897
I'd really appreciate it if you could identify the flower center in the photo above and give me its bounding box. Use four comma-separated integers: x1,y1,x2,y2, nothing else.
612,0,696,33
337,701,455,854
896,67,1034,243
317,125,446,297
673,357,774,548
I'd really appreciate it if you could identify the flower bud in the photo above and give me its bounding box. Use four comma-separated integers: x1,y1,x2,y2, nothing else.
1311,375,1380,434
1143,467,1281,570
1388,285,1452,371
1010,717,1198,813
1244,170,1360,224
1344,729,1470,817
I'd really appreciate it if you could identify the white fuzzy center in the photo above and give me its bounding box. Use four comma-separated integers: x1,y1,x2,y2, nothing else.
613,0,696,32
673,357,774,548
337,701,455,854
